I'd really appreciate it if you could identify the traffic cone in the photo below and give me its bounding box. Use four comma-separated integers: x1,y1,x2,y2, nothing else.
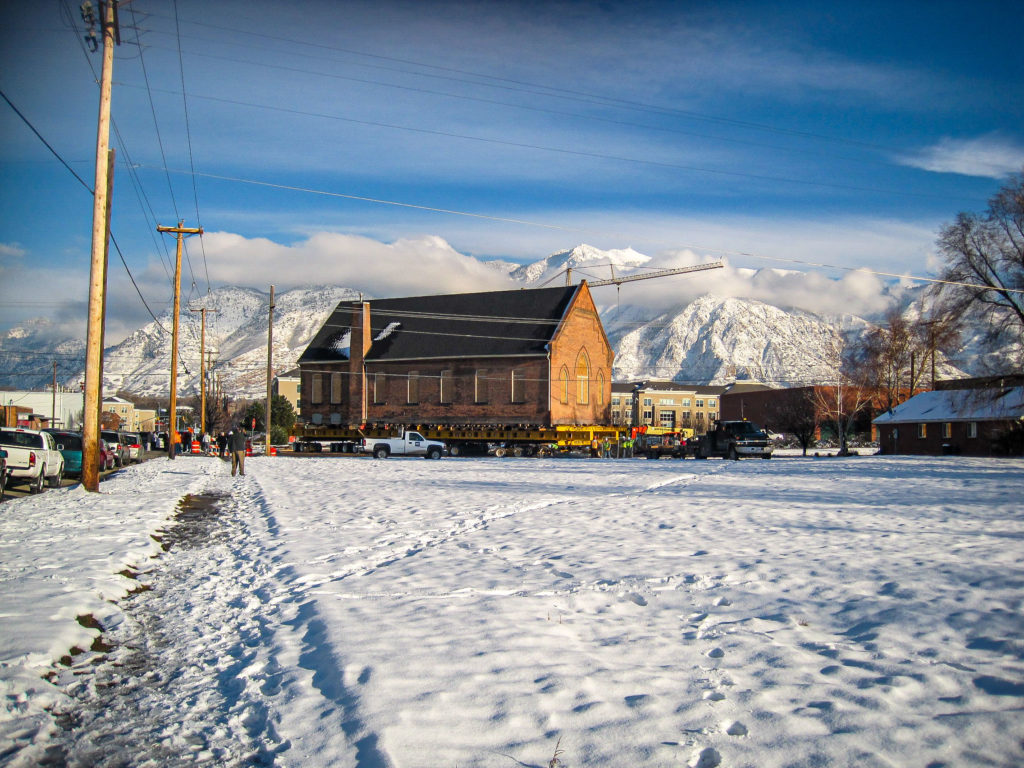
269,446,277,456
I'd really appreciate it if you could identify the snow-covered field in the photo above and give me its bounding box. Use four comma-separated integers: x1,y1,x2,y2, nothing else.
2,454,1023,767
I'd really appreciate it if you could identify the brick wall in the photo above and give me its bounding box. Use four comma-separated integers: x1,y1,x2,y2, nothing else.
876,420,1009,456
549,285,613,426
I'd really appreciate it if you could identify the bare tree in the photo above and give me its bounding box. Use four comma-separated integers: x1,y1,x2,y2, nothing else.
813,336,876,456
765,387,819,456
856,304,960,408
933,170,1024,368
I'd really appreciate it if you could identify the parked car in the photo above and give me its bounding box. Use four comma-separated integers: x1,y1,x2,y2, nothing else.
0,427,65,493
101,430,128,467
50,431,85,477
98,439,115,472
121,432,143,463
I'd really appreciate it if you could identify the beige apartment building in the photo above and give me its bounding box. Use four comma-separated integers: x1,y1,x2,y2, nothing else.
613,380,726,434
273,368,301,413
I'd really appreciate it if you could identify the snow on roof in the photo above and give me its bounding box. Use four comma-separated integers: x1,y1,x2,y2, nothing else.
873,387,1024,425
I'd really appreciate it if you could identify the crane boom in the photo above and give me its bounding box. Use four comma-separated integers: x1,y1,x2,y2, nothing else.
587,261,723,287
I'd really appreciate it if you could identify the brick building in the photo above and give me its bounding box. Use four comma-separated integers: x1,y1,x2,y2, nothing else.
873,386,1024,456
297,284,613,427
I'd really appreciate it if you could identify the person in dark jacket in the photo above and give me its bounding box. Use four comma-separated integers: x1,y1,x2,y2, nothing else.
217,432,227,458
227,426,247,476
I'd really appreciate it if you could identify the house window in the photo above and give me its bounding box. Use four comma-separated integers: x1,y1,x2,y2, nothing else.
559,367,570,404
709,412,716,421
511,369,525,403
372,373,385,404
682,398,691,407
642,409,653,423
597,371,605,405
917,423,927,439
968,422,978,438
475,369,488,404
440,370,453,404
643,398,652,407
311,374,323,404
696,399,704,408
407,371,419,404
708,398,716,408
659,411,675,428
576,351,590,405
942,422,952,439
330,373,342,404
612,396,620,406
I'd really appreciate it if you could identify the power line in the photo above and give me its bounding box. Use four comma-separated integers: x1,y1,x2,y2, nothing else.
0,85,173,331
151,11,904,156
130,84,967,204
172,0,211,295
145,164,1019,295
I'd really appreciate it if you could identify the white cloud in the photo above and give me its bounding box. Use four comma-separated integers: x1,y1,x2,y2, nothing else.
899,136,1024,179
193,231,516,298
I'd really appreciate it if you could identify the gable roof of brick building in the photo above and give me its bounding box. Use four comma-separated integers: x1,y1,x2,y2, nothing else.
298,285,579,364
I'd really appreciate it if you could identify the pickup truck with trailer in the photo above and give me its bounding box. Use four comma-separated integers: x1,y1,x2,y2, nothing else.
0,427,65,492
362,430,445,459
690,420,773,460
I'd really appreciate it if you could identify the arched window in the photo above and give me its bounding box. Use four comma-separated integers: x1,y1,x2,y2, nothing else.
597,370,605,405
559,366,570,404
576,350,590,405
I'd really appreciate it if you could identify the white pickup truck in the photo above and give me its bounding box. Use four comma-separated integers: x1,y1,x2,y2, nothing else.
362,430,445,459
0,427,65,493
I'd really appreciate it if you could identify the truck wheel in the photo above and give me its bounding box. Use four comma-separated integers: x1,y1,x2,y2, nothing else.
32,469,46,494
494,447,507,458
373,445,389,459
762,453,772,460
426,447,442,460
728,446,739,461
449,444,462,457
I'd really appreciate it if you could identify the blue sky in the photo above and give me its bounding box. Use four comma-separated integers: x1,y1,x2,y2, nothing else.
2,0,1023,343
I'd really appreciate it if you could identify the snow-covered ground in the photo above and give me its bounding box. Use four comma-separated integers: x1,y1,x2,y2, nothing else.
2,454,1023,767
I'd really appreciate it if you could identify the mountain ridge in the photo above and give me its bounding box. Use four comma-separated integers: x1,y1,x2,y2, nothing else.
0,244,992,397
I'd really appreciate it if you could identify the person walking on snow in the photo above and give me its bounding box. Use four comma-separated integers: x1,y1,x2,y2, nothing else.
227,426,247,476
217,431,227,458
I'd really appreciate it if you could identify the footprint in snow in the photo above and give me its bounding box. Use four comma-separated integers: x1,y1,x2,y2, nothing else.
690,746,721,768
707,647,725,659
725,720,748,736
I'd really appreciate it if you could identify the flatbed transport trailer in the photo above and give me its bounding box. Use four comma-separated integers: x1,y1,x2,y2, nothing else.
291,424,685,457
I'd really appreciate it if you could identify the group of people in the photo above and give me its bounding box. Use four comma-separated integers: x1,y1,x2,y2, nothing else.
170,425,249,476
590,437,634,458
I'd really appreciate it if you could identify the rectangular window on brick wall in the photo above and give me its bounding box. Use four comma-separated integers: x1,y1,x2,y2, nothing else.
311,374,323,405
440,370,453,404
968,422,978,438
330,373,342,404
475,369,488,404
407,371,419,404
511,369,525,403
918,423,927,439
373,373,385,404
943,422,952,439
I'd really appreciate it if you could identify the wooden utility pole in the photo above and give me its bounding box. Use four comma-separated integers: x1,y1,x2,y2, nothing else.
52,362,57,428
190,307,218,438
81,0,118,492
157,221,202,460
265,285,275,456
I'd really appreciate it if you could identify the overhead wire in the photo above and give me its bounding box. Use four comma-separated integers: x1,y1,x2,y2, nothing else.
128,84,968,204
172,0,211,297
0,85,172,332
145,164,1018,295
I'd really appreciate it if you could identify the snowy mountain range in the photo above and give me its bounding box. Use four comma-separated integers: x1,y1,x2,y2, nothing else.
0,244,987,398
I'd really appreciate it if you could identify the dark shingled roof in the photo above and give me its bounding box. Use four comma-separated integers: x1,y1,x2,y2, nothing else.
298,285,579,364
